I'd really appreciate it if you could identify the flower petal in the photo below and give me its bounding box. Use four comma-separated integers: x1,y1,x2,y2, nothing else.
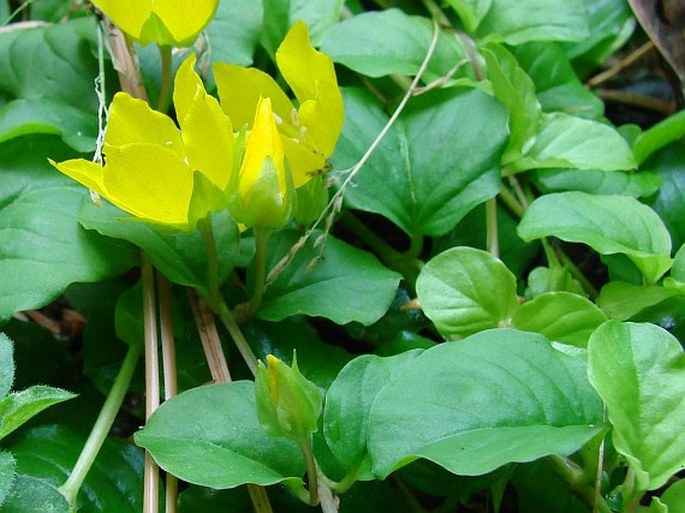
104,93,184,158
281,137,325,187
151,0,218,47
214,64,294,131
175,54,234,190
239,97,285,200
90,0,152,40
103,144,193,226
49,158,108,197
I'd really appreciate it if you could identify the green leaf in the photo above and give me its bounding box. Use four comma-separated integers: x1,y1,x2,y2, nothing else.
9,424,143,512
511,42,604,118
445,0,492,32
367,329,605,478
561,0,635,77
331,87,508,237
135,381,305,488
78,199,239,297
0,334,12,399
0,451,15,507
647,144,685,250
0,98,96,151
661,479,685,512
482,43,541,163
533,168,661,198
597,282,684,321
416,247,518,338
206,0,263,67
0,475,69,513
518,192,673,284
0,18,100,111
587,321,685,492
323,350,424,478
667,244,685,287
512,112,636,172
513,292,607,347
0,136,135,323
0,386,75,439
475,0,589,45
634,110,685,165
513,460,588,513
259,229,401,326
320,9,469,81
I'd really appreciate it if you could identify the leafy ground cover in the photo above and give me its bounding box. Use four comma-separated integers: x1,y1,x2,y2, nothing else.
0,0,684,512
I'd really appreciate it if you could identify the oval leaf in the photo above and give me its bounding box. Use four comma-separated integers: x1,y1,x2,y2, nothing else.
416,247,518,338
367,329,605,478
587,321,685,492
135,381,305,489
0,386,75,440
0,475,69,513
518,191,673,283
513,291,607,347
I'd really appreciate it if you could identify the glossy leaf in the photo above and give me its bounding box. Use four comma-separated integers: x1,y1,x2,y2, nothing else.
0,136,136,322
513,292,607,347
367,329,605,478
9,424,143,513
416,247,518,338
518,192,673,284
475,0,589,45
0,386,75,439
0,451,15,507
513,112,636,172
634,110,685,165
78,199,239,297
259,229,401,326
331,87,507,237
445,0,492,32
533,168,660,198
206,0,262,67
323,351,424,478
661,479,685,512
647,144,685,250
0,98,96,152
513,460,588,513
135,381,305,488
597,282,684,321
320,9,469,81
588,321,685,492
0,475,69,513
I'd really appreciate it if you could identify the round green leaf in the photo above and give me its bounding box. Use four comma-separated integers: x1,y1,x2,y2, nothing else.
367,329,605,478
588,321,685,492
518,191,673,283
513,291,607,347
135,381,305,489
416,247,518,338
260,229,401,326
331,87,508,237
0,475,69,513
0,136,136,322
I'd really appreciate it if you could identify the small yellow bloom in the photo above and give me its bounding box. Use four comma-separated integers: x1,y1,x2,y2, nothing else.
214,21,343,187
91,0,218,47
50,54,233,229
228,96,294,229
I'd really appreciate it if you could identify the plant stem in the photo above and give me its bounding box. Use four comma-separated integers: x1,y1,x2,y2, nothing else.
156,45,173,113
248,227,271,318
622,468,641,513
216,298,258,375
142,254,161,513
156,272,178,513
486,197,499,258
498,185,526,218
548,455,613,513
298,438,319,506
59,344,140,511
556,247,599,299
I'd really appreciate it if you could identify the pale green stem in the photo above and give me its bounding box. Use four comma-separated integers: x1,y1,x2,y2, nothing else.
156,45,173,113
622,468,641,513
486,197,499,258
248,228,271,319
548,455,613,513
298,438,319,506
498,185,526,218
141,254,160,513
59,344,141,511
216,298,258,375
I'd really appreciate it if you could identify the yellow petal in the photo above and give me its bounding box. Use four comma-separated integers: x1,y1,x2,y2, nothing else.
105,93,184,159
239,97,285,199
151,0,218,47
102,144,193,226
49,158,108,197
281,137,325,188
90,0,152,40
175,55,234,190
214,63,294,131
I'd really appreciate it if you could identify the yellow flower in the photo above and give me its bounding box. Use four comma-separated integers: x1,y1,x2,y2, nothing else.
50,54,233,229
90,0,218,47
214,21,343,188
228,96,294,229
